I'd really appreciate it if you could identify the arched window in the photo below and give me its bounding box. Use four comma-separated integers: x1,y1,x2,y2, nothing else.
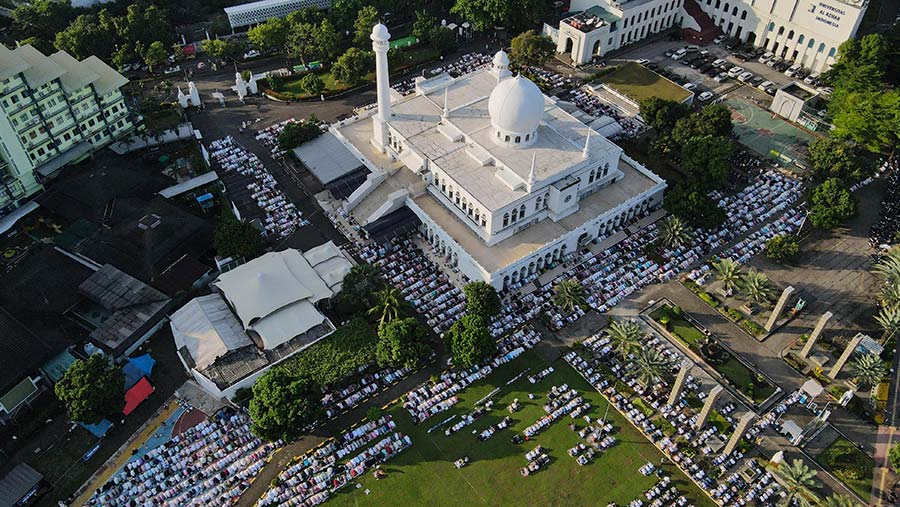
807,38,815,48
777,26,784,36
714,0,720,9
535,196,542,210
787,30,794,40
603,163,609,176
519,204,526,218
589,168,596,183
449,190,454,200
511,208,518,222
505,135,510,142
515,136,521,143
818,42,825,52
768,22,775,31
543,192,549,209
731,6,737,15
740,9,746,19
797,34,804,44
828,47,836,57
525,134,530,141
503,213,509,227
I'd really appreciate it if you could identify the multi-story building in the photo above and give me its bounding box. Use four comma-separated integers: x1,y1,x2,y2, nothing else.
0,45,133,217
224,0,331,30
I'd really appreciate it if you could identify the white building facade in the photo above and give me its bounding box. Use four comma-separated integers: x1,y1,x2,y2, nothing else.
224,0,331,30
332,25,666,291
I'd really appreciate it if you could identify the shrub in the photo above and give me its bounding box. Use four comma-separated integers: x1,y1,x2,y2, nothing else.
279,317,378,387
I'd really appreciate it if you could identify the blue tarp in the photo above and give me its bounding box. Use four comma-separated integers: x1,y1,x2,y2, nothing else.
80,418,113,438
123,354,155,389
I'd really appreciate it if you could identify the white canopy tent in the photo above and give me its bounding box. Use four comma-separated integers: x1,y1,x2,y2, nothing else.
171,294,251,370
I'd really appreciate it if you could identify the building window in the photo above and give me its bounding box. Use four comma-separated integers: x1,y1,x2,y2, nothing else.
505,135,510,142
519,205,526,218
481,217,486,227
740,10,747,19
515,136,521,143
797,34,804,44
787,30,794,40
503,213,509,227
511,208,518,222
543,192,549,209
535,196,542,210
589,168,596,183
828,47,836,57
818,43,825,52
777,26,784,36
768,22,775,31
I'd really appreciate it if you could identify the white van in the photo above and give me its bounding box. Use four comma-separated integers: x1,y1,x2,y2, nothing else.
785,63,802,77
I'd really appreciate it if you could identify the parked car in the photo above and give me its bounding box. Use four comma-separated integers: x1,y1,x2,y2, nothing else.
764,85,778,95
749,76,764,86
636,58,650,65
646,62,659,70
773,60,790,71
664,49,675,57
720,62,734,71
685,45,700,52
785,63,802,77
714,72,729,82
767,57,781,67
713,35,727,44
243,49,260,59
163,65,181,75
705,66,719,77
699,49,710,57
683,82,697,90
794,68,809,79
712,58,726,68
758,52,774,64
804,72,820,85
698,91,715,101
727,66,744,78
737,71,754,82
672,48,687,60
734,52,752,62
758,80,774,90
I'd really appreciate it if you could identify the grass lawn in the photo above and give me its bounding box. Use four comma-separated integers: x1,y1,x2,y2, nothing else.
601,62,692,104
650,305,775,404
277,317,377,387
816,437,874,500
326,350,717,507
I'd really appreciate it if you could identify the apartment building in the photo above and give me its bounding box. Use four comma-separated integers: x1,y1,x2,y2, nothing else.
0,45,134,217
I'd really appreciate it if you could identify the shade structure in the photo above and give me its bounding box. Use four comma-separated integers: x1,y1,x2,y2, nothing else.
123,377,154,416
123,354,156,389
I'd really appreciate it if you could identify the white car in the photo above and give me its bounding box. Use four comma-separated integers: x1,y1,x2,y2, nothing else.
713,35,727,44
757,80,774,90
683,82,697,90
758,52,774,64
804,72,820,85
737,71,754,82
243,49,261,59
698,91,714,101
163,65,181,75
685,45,700,52
727,66,744,78
635,58,650,65
714,72,729,82
671,48,687,60
785,63,802,77
712,58,726,67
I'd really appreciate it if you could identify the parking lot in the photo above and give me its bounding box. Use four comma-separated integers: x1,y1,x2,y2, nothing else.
612,38,820,107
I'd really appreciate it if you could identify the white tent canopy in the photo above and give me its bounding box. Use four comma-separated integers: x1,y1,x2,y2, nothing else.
171,294,251,370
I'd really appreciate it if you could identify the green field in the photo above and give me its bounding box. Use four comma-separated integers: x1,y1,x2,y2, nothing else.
326,350,717,507
816,437,874,500
601,62,692,104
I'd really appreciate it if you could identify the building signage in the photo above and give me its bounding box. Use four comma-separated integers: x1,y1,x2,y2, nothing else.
810,2,845,28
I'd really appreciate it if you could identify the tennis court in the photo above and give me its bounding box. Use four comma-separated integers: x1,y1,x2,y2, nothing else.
725,97,817,170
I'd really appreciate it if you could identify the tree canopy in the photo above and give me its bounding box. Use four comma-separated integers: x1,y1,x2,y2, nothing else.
445,314,495,368
278,118,322,149
376,317,431,368
249,368,323,442
336,263,384,316
412,10,438,41
54,354,124,424
765,234,799,262
679,135,733,189
450,0,546,33
664,182,726,229
639,97,690,134
807,178,857,229
204,38,245,61
248,17,291,54
353,6,380,47
463,281,501,320
509,30,555,68
332,47,373,84
143,41,168,72
807,137,868,183
298,73,325,96
214,212,266,260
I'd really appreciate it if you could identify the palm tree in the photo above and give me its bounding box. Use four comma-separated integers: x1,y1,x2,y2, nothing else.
875,305,900,340
875,247,900,283
741,268,772,304
634,348,672,387
713,258,742,295
850,353,886,388
659,215,690,249
772,459,821,507
818,494,859,507
368,287,403,326
553,279,586,313
606,319,643,358
879,282,900,311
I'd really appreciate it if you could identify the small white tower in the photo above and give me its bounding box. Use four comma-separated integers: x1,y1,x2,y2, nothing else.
371,23,392,152
491,50,511,82
176,86,189,108
248,74,259,95
188,81,201,107
235,72,247,101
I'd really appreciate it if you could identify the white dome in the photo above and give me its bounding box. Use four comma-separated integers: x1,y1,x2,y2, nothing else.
492,50,509,68
371,23,390,42
488,75,544,136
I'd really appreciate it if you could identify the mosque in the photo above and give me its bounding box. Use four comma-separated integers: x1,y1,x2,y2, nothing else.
328,23,666,290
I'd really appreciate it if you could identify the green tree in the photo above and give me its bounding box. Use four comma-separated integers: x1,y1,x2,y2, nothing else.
277,120,322,149
54,354,124,424
412,10,438,42
332,47,372,84
890,443,900,475
741,268,771,304
368,286,404,325
606,319,643,357
664,182,726,229
850,353,886,388
247,17,290,54
12,0,79,42
638,97,690,134
209,15,232,38
287,22,319,64
428,26,457,53
658,215,689,249
634,348,672,386
463,281,501,320
376,317,430,368
18,36,54,55
876,305,900,340
772,459,821,507
680,135,733,189
765,234,800,262
143,41,168,72
807,137,866,183
451,0,546,33
299,73,325,96
712,257,742,295
336,263,384,315
509,30,555,68
818,494,859,507
696,104,734,137
285,7,326,26
204,38,245,61
829,88,900,154
214,212,266,260
249,368,323,442
353,6,380,47
315,19,342,62
553,278,586,313
54,13,116,61
670,105,732,146
807,178,857,229
445,314,496,368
